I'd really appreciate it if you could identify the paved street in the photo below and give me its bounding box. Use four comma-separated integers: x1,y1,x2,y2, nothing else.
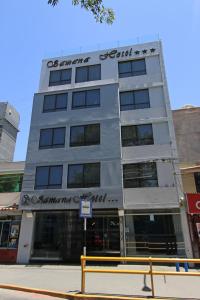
0,289,64,300
0,264,199,299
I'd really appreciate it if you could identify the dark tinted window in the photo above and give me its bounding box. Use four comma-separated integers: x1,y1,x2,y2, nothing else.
39,127,65,149
68,163,100,188
123,162,158,188
119,59,146,78
121,124,154,146
43,93,68,112
35,165,63,189
76,65,101,83
194,172,200,193
49,69,71,86
120,89,150,111
70,124,100,147
72,89,100,109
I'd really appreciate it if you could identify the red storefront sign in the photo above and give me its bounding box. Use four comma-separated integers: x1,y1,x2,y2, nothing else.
187,193,200,214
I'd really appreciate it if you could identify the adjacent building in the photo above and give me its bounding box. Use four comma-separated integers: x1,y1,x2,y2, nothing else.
0,102,20,162
173,105,200,257
0,102,23,263
0,161,24,263
17,41,192,264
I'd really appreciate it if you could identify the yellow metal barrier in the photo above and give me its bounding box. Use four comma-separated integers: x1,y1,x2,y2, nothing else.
81,256,200,298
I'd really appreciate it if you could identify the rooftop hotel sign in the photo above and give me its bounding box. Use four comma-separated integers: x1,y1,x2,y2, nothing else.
46,47,156,68
47,56,91,68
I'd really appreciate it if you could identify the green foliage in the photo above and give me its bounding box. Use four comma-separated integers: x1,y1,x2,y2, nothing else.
48,0,115,24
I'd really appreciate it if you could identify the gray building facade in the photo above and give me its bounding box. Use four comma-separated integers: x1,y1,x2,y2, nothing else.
173,106,200,165
0,102,20,162
17,41,192,263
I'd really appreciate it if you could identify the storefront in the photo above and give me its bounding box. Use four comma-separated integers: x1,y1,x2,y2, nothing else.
187,193,200,258
31,210,120,262
31,209,120,262
125,210,185,257
0,205,21,263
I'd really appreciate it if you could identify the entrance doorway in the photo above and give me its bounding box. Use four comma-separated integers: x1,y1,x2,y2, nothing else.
87,213,120,256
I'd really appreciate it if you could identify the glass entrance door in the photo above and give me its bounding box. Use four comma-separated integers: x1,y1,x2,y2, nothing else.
87,214,120,256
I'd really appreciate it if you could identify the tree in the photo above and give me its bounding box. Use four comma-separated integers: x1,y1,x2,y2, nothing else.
48,0,115,24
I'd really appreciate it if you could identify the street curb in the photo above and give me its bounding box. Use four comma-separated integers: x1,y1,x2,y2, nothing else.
0,284,173,300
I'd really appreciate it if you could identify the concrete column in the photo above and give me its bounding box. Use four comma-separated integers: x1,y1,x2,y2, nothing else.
180,205,193,258
17,211,35,264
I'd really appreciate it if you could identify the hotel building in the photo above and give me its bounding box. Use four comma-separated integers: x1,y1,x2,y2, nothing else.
17,41,192,263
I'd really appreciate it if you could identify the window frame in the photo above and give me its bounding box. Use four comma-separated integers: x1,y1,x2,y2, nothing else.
75,64,101,83
123,162,158,188
121,124,154,147
120,89,150,111
39,127,66,149
43,93,68,113
0,220,11,248
67,163,100,188
70,124,100,147
118,59,146,78
72,89,100,109
194,172,200,193
49,69,72,86
35,165,63,190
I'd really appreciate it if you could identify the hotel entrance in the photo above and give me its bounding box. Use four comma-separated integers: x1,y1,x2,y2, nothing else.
31,210,120,262
87,210,120,256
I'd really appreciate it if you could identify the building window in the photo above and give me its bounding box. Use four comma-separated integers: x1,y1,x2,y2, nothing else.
120,89,150,111
121,124,154,147
68,163,100,188
75,65,101,83
0,219,21,249
39,127,66,149
194,172,200,193
35,165,63,189
118,59,146,78
0,174,23,193
49,69,71,86
43,93,68,112
123,162,158,188
72,89,100,109
0,125,2,141
70,124,100,147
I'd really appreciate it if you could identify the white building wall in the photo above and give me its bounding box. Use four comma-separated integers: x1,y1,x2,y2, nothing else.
18,41,192,262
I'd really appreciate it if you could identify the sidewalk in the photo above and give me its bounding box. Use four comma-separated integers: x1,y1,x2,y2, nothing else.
0,264,199,299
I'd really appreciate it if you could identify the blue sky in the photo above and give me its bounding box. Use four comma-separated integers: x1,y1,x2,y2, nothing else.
0,0,199,161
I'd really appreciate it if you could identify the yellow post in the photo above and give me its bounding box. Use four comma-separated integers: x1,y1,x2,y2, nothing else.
81,256,86,294
149,257,155,298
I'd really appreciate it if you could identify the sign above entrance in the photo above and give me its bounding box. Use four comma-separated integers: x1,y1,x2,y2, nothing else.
21,192,119,207
187,193,200,214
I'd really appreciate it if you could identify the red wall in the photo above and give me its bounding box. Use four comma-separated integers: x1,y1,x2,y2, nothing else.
0,249,17,263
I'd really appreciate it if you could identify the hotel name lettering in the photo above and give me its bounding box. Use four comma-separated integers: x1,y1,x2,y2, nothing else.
47,48,135,68
21,193,118,206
